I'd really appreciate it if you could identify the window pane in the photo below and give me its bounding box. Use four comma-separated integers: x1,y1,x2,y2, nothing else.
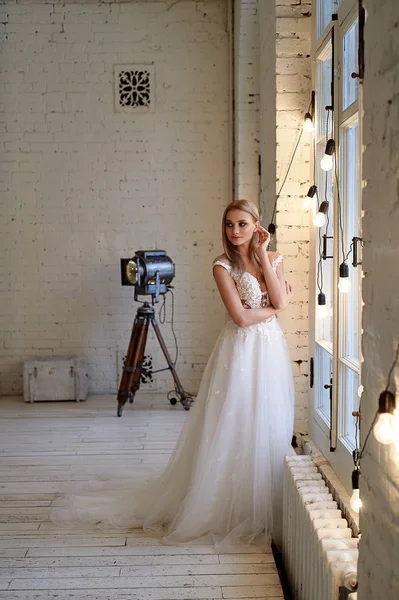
340,119,360,361
317,0,343,38
342,20,359,110
315,344,332,424
316,252,334,343
316,48,333,142
315,44,334,346
315,139,334,346
340,364,360,449
341,261,360,360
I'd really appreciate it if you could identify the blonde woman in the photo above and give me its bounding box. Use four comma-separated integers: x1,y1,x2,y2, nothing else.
53,200,295,550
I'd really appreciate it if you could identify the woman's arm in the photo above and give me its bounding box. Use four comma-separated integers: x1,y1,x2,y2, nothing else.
213,265,280,327
273,254,291,307
255,226,287,310
258,251,288,310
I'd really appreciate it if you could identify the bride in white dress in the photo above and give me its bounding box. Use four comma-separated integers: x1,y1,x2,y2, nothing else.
53,199,295,550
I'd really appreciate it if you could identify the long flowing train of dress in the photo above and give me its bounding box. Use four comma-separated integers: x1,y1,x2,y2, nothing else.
52,255,295,549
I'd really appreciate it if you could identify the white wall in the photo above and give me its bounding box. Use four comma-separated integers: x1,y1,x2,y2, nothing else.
358,0,399,597
0,0,230,395
1,0,312,436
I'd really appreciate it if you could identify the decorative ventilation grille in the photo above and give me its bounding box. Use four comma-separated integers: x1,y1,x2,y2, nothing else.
114,64,154,113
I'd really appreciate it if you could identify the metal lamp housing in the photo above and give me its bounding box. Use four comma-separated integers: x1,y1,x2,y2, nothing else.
121,250,175,302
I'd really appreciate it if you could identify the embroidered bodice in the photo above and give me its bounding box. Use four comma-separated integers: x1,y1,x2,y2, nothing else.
213,255,283,310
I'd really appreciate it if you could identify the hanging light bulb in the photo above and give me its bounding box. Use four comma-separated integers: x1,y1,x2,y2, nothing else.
373,390,396,445
303,185,317,210
338,262,351,293
317,292,328,318
267,223,276,235
313,213,326,228
303,112,314,133
350,468,362,513
320,139,336,171
313,200,329,228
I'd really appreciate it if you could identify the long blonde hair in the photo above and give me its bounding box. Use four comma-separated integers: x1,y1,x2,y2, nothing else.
222,199,262,272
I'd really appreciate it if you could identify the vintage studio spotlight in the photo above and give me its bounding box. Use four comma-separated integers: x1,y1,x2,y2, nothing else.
117,250,193,417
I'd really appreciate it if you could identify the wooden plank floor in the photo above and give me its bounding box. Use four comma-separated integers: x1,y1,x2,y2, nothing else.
0,394,283,599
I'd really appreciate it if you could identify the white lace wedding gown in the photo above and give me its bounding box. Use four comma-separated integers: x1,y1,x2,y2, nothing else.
52,255,295,549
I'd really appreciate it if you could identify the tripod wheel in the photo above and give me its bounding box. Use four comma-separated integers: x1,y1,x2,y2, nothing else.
117,405,123,417
128,392,135,404
169,397,177,406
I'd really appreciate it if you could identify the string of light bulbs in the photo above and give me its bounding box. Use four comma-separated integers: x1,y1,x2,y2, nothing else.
267,97,313,235
316,108,333,318
313,107,333,229
335,156,354,294
310,101,363,307
303,87,395,518
268,71,396,520
265,94,344,311
349,343,399,513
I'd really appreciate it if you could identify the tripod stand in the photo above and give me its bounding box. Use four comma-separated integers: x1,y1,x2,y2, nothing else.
117,302,193,417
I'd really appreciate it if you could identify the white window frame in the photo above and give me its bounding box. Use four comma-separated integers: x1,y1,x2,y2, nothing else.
309,0,363,490
312,33,334,440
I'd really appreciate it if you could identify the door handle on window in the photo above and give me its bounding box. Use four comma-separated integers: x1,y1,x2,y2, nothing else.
352,236,363,267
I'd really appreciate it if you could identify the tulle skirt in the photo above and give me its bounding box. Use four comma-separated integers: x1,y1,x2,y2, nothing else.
52,316,295,550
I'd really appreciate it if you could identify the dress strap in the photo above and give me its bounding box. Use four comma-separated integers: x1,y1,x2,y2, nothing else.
213,259,232,272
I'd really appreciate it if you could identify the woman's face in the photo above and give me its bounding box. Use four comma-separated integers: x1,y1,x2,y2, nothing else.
225,209,258,247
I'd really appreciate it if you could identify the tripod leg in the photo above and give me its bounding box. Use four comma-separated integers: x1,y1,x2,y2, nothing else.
151,317,193,411
128,317,150,401
117,316,149,417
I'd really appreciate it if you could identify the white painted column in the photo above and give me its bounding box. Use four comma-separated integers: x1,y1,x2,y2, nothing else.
234,0,260,204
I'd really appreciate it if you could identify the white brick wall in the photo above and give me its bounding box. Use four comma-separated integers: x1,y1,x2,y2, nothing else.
1,0,312,435
358,0,399,597
0,0,230,395
274,0,312,434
